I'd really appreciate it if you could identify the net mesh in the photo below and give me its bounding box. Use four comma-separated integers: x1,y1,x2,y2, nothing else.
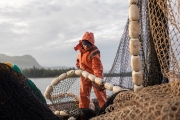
148,0,180,81
48,0,180,119
91,0,180,119
0,63,60,120
49,76,79,112
105,0,167,89
91,80,180,120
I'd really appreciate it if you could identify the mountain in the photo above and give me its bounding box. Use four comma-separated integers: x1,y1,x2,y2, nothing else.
0,54,42,69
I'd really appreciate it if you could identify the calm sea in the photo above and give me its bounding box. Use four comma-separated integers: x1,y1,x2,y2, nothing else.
30,77,56,104
30,77,114,104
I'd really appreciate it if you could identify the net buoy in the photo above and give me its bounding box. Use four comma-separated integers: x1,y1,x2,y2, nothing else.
75,69,83,76
134,84,144,92
95,77,103,85
51,77,60,86
131,55,142,72
104,82,114,91
132,70,143,86
88,74,96,82
129,38,140,56
129,4,140,21
129,0,138,5
129,21,140,38
113,86,123,93
67,70,75,77
59,73,67,80
82,71,90,78
44,85,53,99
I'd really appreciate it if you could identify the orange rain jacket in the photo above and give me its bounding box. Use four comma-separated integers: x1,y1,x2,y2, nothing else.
74,32,107,108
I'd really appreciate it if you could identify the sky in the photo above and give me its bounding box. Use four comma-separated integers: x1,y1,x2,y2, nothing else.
0,0,129,71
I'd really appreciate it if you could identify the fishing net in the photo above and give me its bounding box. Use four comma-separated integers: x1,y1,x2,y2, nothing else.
49,77,81,117
45,70,83,119
91,0,180,119
148,0,180,81
0,63,60,120
46,0,180,119
3,62,46,104
105,0,166,90
91,80,180,120
45,69,128,119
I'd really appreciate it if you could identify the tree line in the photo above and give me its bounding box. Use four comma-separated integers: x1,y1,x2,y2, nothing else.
22,66,76,78
22,66,132,78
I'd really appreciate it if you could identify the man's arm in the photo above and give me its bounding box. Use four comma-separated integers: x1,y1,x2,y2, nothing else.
76,53,81,69
76,59,80,68
91,55,103,78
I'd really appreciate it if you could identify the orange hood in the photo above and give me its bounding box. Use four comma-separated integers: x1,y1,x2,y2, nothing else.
82,32,94,45
74,40,82,51
74,32,95,51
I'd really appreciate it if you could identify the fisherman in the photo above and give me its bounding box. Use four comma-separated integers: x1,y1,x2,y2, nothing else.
74,32,107,109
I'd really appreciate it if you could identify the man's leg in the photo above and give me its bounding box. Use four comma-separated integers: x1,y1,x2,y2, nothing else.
93,87,107,108
79,76,92,108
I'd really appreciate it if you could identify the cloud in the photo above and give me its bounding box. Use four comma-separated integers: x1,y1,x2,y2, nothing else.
0,0,129,71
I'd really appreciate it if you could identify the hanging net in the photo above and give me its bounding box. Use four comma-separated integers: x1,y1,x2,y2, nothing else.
46,0,180,119
148,0,180,81
105,0,168,89
92,0,180,119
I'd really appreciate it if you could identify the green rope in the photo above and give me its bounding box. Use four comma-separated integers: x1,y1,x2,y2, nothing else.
27,79,46,104
12,64,46,104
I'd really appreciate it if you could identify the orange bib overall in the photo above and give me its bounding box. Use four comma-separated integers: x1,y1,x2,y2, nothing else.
77,46,107,108
75,32,107,108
